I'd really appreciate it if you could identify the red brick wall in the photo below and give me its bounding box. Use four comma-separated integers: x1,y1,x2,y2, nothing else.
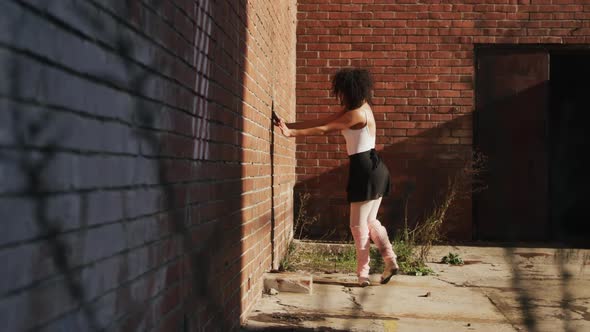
239,0,298,325
0,0,296,331
296,0,590,241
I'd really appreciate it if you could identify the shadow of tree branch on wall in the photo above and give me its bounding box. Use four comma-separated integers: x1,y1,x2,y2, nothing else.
1,11,102,331
1,0,248,331
68,1,245,330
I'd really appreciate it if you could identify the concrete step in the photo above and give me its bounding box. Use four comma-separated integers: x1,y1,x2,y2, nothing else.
263,272,313,294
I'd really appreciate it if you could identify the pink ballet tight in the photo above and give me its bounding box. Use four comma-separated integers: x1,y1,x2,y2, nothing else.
349,197,396,279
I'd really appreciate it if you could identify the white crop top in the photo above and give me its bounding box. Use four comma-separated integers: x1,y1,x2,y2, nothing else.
341,109,376,156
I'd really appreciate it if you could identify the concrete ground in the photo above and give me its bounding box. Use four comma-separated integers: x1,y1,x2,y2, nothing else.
242,245,590,332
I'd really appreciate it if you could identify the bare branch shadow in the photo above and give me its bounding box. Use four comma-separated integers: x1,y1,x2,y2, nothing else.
2,0,247,331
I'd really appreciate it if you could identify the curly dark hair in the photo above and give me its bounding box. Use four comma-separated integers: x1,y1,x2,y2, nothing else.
331,68,373,110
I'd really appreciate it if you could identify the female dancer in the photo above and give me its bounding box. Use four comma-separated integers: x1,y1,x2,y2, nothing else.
275,68,399,286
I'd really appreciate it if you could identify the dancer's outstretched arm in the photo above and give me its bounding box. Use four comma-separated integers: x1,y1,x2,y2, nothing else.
279,109,346,129
276,108,364,137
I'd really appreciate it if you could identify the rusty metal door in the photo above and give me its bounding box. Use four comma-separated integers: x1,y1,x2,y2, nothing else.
474,49,549,241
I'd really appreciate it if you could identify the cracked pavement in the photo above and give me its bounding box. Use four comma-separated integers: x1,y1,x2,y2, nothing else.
242,245,590,331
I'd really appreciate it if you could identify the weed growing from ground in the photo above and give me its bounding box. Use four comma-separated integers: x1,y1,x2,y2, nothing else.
441,252,464,265
392,151,487,275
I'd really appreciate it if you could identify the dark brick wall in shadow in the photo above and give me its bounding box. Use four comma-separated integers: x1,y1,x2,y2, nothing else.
0,1,297,331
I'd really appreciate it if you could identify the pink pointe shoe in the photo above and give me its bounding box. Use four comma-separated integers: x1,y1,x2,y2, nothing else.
358,277,371,287
380,260,399,284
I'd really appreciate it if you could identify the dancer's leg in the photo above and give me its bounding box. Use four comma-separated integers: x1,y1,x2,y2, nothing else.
350,200,373,282
367,197,396,264
366,197,399,284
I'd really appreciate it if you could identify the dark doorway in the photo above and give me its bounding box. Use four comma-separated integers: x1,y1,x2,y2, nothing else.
474,49,550,241
475,46,590,244
549,51,590,244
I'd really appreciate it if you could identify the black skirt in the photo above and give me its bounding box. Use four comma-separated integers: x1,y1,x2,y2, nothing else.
346,149,391,202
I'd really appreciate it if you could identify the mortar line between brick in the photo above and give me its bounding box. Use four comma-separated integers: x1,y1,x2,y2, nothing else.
0,46,199,120
21,256,187,332
0,94,231,137
0,229,199,300
0,195,243,251
13,0,196,69
0,172,245,199
0,47,243,135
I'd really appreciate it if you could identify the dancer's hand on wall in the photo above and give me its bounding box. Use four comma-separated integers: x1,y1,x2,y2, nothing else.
272,111,282,126
278,119,292,137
